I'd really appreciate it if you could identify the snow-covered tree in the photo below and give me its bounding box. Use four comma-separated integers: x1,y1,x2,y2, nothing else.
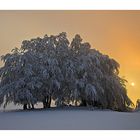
0,32,134,111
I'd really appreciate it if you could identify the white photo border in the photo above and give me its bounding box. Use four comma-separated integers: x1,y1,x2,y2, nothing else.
0,0,140,139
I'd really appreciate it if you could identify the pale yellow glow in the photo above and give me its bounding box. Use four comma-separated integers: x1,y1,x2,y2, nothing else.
131,82,135,87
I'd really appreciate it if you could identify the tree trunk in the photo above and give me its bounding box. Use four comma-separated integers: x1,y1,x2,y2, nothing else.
28,104,31,109
31,104,34,109
43,97,47,109
47,96,51,108
80,99,87,106
23,104,27,110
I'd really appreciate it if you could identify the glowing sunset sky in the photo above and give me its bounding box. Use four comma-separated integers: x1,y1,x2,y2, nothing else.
0,11,140,104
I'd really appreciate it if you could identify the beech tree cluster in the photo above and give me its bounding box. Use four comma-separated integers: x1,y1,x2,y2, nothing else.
0,33,134,111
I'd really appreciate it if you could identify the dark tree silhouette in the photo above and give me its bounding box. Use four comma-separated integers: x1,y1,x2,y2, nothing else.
0,33,134,111
136,99,140,110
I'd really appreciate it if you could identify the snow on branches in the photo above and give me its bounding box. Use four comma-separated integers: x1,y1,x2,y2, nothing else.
0,33,134,111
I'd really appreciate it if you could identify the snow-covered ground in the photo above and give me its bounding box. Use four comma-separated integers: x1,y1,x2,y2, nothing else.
0,107,140,130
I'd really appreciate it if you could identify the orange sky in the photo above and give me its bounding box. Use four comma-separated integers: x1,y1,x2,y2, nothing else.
0,10,140,104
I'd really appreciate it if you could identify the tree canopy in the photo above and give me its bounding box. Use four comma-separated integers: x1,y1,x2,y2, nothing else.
0,32,134,111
